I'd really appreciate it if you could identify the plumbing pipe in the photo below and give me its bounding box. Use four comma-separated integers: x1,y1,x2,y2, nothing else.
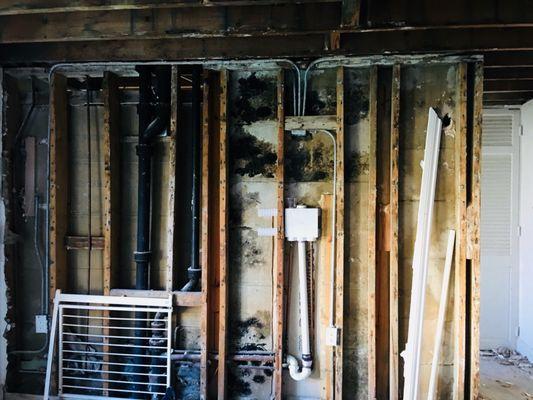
287,240,313,381
181,66,202,292
132,65,171,396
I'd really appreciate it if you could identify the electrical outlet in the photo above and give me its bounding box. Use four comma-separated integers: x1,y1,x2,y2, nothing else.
325,326,340,346
35,315,48,333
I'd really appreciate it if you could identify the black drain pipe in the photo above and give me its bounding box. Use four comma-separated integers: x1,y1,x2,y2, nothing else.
133,65,170,396
180,66,202,292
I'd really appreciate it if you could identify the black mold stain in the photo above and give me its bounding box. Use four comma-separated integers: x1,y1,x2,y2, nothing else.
253,374,266,384
305,90,326,114
345,82,369,125
232,72,275,125
263,362,273,377
285,133,333,182
229,191,260,227
229,228,263,271
175,363,200,400
232,317,268,352
229,125,277,178
347,151,369,181
228,369,252,396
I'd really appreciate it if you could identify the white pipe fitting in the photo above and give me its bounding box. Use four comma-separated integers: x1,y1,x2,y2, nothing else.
287,354,312,381
288,240,313,381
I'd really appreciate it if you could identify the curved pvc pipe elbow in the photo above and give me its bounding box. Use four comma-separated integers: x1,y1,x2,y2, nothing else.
287,354,312,381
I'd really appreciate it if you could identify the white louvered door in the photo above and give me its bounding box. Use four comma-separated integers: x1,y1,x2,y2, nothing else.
480,109,520,349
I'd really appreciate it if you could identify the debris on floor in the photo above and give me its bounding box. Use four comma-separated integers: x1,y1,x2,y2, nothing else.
480,350,533,400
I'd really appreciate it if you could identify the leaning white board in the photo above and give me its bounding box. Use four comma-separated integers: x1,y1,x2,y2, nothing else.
402,108,443,400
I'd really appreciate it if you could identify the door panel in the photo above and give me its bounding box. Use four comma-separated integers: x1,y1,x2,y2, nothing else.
480,109,520,350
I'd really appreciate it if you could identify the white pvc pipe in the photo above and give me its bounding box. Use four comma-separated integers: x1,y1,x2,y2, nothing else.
287,240,312,381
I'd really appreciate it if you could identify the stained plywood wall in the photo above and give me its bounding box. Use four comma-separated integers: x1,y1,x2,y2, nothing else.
2,57,481,398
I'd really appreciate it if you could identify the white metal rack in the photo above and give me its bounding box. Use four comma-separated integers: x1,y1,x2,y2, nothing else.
44,291,173,400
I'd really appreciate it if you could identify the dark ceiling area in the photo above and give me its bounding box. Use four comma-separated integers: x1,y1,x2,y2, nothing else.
0,0,533,105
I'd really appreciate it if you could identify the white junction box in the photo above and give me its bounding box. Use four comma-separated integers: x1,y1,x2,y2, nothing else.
325,326,340,346
284,205,320,242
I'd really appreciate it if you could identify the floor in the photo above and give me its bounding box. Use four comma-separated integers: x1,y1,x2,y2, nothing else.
480,349,533,399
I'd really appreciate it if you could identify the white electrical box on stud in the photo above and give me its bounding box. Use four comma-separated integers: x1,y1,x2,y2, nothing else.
284,205,320,242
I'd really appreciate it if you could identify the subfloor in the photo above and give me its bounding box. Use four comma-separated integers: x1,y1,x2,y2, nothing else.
480,349,533,399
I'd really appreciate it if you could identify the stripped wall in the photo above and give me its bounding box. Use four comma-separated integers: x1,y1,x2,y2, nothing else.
0,57,481,399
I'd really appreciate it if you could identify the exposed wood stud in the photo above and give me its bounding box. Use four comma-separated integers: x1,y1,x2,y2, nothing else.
64,235,104,250
49,72,69,309
200,68,211,400
285,115,338,131
319,194,334,399
217,69,229,400
273,69,285,400
166,66,179,292
102,70,120,396
389,64,401,400
367,65,378,400
453,62,468,400
334,65,345,400
469,61,483,400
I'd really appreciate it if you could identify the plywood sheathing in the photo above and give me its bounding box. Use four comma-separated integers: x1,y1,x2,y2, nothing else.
398,63,461,398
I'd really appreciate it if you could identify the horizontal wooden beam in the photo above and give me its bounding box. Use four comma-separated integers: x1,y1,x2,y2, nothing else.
484,91,533,105
4,26,533,64
285,115,338,130
485,67,533,80
109,289,204,307
485,79,533,92
0,3,341,44
484,51,533,68
0,0,340,16
65,235,104,250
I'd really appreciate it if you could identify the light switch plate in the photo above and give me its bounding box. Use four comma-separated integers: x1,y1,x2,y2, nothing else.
35,315,47,333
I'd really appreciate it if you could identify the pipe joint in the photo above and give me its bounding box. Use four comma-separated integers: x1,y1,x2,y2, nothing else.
134,250,151,263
